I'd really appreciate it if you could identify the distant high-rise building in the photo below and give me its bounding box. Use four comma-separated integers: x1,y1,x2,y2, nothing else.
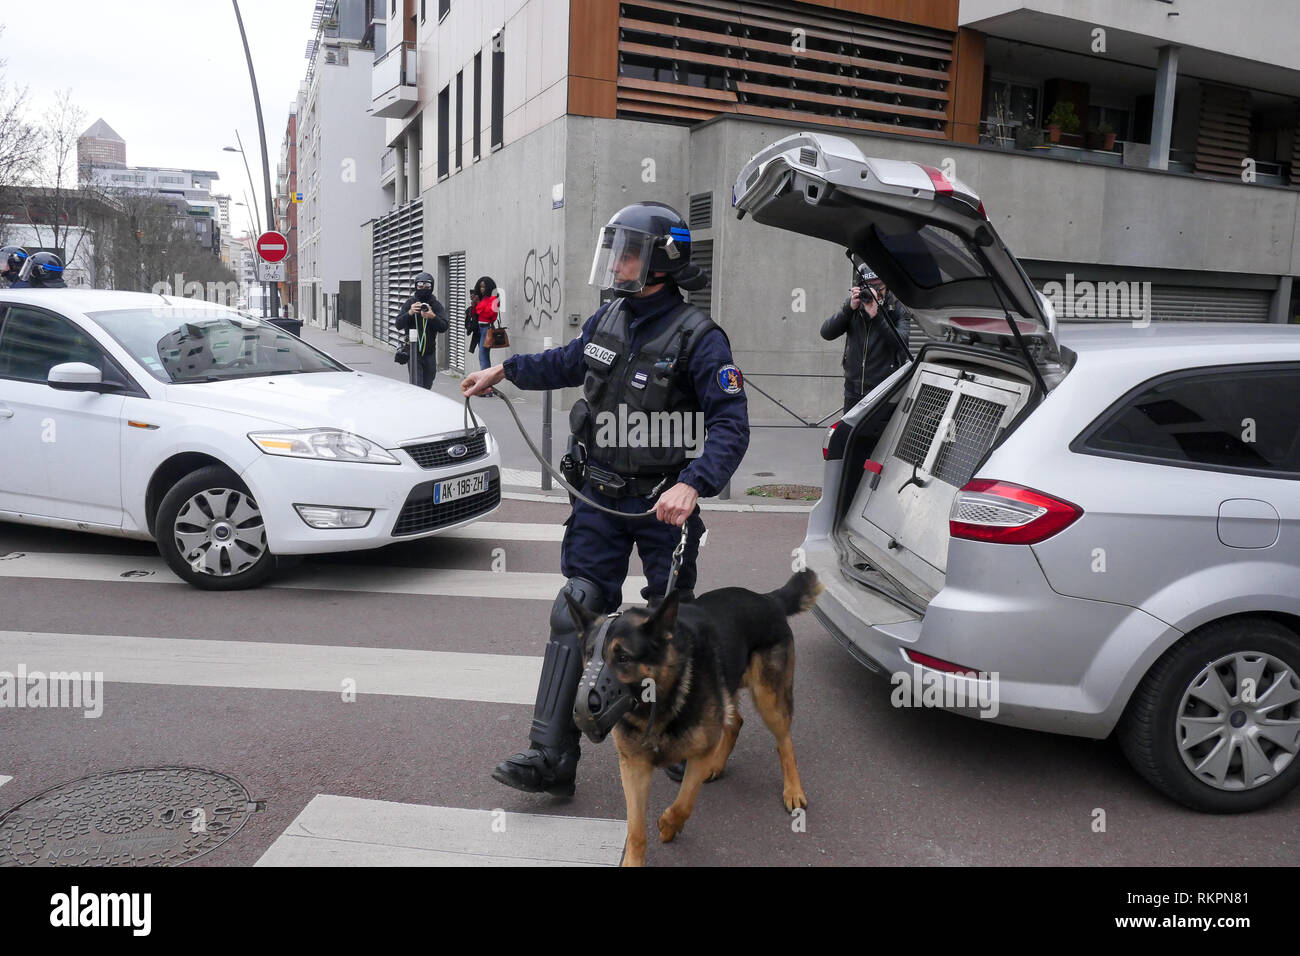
77,118,126,182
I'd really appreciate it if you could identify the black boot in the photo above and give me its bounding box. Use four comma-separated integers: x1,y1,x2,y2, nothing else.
492,728,581,797
492,581,598,795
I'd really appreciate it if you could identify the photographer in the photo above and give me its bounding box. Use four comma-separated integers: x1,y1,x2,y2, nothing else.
820,263,910,412
395,271,448,389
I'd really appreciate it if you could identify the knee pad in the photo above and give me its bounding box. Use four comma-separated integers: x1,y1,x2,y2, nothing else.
549,576,605,639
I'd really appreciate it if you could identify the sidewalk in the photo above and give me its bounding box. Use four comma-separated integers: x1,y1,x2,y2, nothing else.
299,323,826,510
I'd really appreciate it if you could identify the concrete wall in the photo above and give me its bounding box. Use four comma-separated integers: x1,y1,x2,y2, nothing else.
416,114,570,378
959,0,1300,72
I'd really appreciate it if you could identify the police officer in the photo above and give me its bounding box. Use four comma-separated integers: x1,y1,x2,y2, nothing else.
395,271,448,388
23,252,68,288
0,246,29,287
461,201,750,796
820,261,910,412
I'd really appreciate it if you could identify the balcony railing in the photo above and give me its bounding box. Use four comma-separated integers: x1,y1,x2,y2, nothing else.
371,41,418,118
372,41,416,99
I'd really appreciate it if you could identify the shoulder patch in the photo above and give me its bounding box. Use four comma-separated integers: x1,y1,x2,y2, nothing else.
717,364,743,395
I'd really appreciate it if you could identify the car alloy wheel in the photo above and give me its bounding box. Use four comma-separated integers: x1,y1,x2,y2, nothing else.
155,465,276,590
1176,651,1300,792
1119,617,1300,813
173,487,266,578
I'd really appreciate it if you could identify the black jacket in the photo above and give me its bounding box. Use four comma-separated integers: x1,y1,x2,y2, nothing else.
395,294,448,356
820,293,911,396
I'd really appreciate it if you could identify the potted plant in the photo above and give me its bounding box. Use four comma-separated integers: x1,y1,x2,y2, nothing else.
1097,120,1116,150
1046,101,1080,144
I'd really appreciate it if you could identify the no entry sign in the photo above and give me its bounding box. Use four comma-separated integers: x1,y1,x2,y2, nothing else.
256,231,288,263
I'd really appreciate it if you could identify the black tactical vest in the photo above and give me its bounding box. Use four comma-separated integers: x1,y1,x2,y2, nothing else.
569,297,721,477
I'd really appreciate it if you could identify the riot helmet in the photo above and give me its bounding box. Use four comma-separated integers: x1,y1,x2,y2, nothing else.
24,251,66,287
0,246,28,282
589,202,703,296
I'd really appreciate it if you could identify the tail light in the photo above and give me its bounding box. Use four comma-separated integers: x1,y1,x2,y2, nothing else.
949,479,1082,545
823,420,848,461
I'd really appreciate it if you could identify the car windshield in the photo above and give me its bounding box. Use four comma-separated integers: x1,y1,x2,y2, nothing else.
88,308,348,383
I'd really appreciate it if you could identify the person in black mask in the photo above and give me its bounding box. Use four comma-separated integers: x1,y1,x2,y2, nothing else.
395,271,448,388
461,201,750,797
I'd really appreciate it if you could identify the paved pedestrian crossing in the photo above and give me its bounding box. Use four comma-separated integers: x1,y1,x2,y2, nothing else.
0,511,644,866
256,796,625,866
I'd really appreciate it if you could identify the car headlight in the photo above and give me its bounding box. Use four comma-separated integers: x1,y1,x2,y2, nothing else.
248,429,400,465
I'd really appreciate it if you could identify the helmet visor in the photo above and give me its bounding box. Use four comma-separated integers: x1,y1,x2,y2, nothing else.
588,226,655,293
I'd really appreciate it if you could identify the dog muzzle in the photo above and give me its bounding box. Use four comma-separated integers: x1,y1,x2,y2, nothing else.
573,615,637,744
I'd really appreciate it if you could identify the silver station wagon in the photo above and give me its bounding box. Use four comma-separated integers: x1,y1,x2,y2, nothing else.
735,131,1300,813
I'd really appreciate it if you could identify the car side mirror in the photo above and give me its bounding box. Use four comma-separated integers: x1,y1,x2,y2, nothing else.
47,362,111,392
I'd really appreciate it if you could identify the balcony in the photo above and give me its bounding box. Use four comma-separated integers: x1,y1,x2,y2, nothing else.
380,147,396,186
371,41,417,119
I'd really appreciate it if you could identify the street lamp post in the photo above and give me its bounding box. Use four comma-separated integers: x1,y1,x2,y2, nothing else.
225,139,266,314
231,0,279,320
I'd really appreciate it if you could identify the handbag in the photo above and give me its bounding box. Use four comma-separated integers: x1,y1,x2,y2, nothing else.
487,323,510,349
394,343,409,365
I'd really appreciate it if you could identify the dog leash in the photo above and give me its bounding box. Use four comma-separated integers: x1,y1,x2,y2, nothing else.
463,391,675,520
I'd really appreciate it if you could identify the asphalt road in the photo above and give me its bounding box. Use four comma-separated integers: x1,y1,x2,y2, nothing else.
1,497,1296,867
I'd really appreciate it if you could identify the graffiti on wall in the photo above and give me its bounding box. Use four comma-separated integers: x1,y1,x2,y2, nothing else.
521,245,561,328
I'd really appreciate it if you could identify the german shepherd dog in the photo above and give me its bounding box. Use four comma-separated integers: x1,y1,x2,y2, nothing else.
566,569,822,867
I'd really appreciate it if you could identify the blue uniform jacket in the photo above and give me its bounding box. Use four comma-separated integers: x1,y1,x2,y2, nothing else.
503,294,749,498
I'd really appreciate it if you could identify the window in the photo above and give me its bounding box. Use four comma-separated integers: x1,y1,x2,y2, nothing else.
390,0,395,16
439,0,450,20
437,84,450,179
420,0,425,21
472,52,482,161
873,224,983,289
0,308,103,382
985,78,1040,133
1078,365,1300,476
455,70,463,170
490,34,504,150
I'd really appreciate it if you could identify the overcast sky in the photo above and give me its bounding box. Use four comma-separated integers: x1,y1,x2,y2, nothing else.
2,0,320,239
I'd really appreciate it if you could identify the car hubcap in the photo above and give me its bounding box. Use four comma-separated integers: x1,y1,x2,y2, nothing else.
173,488,266,577
1177,651,1300,792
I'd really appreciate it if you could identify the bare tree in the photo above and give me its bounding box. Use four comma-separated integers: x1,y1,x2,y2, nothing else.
23,89,92,270
0,27,45,242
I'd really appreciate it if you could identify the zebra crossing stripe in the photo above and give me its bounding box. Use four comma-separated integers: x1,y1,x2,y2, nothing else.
0,630,542,703
0,553,648,603
0,776,11,790
255,795,625,866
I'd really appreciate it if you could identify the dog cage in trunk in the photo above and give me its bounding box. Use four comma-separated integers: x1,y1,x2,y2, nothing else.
840,361,1033,601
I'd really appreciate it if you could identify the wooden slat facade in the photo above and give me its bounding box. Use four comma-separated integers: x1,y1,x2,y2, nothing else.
1195,83,1252,178
608,0,956,137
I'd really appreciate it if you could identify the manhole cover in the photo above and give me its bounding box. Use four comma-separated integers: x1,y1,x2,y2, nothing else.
0,768,254,867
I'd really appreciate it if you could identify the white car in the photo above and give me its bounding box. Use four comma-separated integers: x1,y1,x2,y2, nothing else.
0,290,502,589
